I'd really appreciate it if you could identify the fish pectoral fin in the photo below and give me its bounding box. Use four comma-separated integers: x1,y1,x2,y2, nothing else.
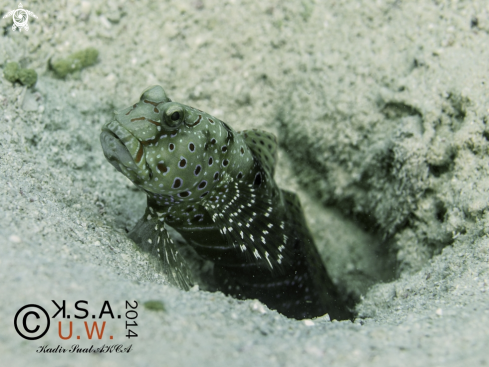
238,129,278,177
203,177,293,275
128,211,193,291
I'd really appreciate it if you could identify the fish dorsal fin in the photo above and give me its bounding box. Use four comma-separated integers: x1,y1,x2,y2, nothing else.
128,207,193,290
202,176,294,275
238,129,278,177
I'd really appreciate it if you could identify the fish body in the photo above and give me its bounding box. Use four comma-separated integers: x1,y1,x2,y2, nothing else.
100,86,350,320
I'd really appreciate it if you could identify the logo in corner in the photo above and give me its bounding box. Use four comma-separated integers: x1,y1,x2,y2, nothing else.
3,3,38,32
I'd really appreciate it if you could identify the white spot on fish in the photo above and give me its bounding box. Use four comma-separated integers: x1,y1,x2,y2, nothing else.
265,251,273,269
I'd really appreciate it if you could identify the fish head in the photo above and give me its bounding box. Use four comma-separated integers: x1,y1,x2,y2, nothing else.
100,85,237,203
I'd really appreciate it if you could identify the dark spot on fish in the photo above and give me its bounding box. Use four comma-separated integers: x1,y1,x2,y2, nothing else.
135,144,144,163
141,136,159,146
268,144,272,149
157,162,169,173
210,138,217,145
200,191,209,198
240,147,245,155
214,172,219,181
237,172,243,179
254,172,262,186
188,115,202,127
179,158,187,168
194,165,202,176
178,191,190,197
131,117,146,122
208,157,213,166
222,159,229,167
144,99,159,106
148,119,160,126
173,178,182,189
125,104,137,115
221,146,228,153
198,180,207,189
209,118,214,124
260,140,265,145
252,139,257,144
169,143,175,151
154,108,159,113
185,206,195,212
189,143,195,152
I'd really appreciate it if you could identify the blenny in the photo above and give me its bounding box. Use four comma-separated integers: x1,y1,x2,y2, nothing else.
100,86,350,320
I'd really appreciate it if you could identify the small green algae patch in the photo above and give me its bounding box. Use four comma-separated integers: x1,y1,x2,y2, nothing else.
18,69,38,87
143,300,166,312
3,62,37,87
3,62,19,83
50,47,99,78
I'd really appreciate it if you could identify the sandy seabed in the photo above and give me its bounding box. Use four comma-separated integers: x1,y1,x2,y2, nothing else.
1,0,488,366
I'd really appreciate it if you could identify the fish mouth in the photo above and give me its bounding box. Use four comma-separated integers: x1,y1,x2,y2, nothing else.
100,130,129,173
100,121,151,182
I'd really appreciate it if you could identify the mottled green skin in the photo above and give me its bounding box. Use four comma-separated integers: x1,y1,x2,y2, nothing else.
101,86,351,320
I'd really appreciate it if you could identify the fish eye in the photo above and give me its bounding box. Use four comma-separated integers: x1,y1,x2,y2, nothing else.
162,103,185,128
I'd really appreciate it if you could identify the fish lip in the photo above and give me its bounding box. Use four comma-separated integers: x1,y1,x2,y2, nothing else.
100,119,136,162
99,129,126,172
100,121,153,182
100,129,121,144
